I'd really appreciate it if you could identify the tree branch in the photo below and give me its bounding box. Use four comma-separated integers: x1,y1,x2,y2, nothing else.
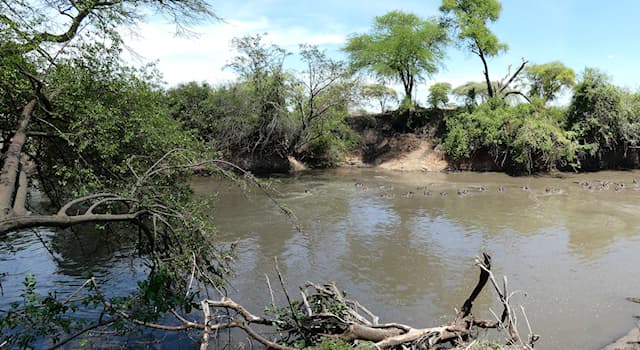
0,210,148,235
498,59,528,94
503,90,532,103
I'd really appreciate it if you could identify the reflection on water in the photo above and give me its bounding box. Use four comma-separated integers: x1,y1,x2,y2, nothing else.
2,169,640,349
193,168,640,350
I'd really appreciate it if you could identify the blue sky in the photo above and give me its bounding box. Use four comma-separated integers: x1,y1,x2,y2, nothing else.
126,0,640,99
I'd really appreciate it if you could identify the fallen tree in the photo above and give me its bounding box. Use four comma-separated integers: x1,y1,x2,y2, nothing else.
191,253,540,349
2,253,538,349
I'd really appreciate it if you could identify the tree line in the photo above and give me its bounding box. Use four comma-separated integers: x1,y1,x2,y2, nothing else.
164,0,640,174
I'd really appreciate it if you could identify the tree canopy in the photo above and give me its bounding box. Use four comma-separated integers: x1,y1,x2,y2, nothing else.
343,10,448,105
361,83,399,113
428,82,452,108
439,0,526,100
525,61,576,102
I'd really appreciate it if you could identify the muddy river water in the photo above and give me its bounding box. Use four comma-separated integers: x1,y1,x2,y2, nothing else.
193,168,640,350
1,168,639,349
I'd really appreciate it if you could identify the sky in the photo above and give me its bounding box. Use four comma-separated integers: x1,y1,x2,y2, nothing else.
122,0,640,103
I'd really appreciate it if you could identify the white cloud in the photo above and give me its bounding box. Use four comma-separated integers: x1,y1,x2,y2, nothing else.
120,18,347,87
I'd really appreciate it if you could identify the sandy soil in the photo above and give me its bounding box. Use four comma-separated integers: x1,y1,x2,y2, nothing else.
376,137,448,172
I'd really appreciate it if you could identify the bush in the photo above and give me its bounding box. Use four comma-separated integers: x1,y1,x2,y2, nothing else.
442,98,579,173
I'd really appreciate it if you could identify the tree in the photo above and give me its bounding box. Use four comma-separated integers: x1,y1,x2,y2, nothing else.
0,0,234,347
525,61,575,102
225,34,292,159
289,44,358,164
567,68,624,151
428,82,452,108
361,84,399,113
440,0,528,101
452,81,492,107
343,11,448,106
166,82,218,143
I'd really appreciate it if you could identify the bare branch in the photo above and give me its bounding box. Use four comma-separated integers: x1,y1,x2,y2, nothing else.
498,59,528,94
503,90,532,103
57,193,118,215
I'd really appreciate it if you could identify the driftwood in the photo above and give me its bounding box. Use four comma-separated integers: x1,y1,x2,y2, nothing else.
197,253,538,349
39,253,538,349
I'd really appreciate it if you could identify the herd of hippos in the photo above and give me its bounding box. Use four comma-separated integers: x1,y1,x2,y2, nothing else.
353,178,640,199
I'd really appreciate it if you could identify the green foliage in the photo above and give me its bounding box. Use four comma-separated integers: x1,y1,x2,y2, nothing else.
290,44,359,163
1,275,86,348
360,83,398,112
167,38,358,168
222,34,293,159
452,81,493,107
344,11,448,102
440,0,508,99
308,338,374,350
165,81,219,144
226,34,290,128
428,82,452,108
567,68,624,151
34,43,202,203
509,104,579,173
0,41,34,143
442,99,579,173
525,61,575,102
0,0,232,347
566,68,640,166
440,0,507,57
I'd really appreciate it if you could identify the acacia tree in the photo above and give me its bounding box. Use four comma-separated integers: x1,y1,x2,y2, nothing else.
361,84,399,113
343,11,448,106
428,82,452,108
0,0,237,347
525,61,576,102
440,0,528,102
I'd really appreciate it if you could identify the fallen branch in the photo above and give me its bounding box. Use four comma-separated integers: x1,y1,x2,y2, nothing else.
14,254,535,349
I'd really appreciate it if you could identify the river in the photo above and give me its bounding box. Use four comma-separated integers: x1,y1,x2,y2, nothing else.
193,168,640,350
2,168,640,349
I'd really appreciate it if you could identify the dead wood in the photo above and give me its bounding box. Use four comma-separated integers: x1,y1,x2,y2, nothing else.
37,254,536,350
207,254,534,349
199,253,533,349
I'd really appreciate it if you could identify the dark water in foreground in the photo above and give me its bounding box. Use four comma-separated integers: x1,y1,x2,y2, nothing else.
2,168,640,349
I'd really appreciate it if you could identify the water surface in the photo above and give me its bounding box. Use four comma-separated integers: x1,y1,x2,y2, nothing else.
1,168,639,349
192,168,640,350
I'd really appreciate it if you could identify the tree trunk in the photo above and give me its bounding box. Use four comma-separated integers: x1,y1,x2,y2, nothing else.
0,99,36,219
473,40,494,98
11,155,31,216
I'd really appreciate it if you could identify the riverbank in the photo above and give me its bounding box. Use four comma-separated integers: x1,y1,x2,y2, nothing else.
342,109,640,175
